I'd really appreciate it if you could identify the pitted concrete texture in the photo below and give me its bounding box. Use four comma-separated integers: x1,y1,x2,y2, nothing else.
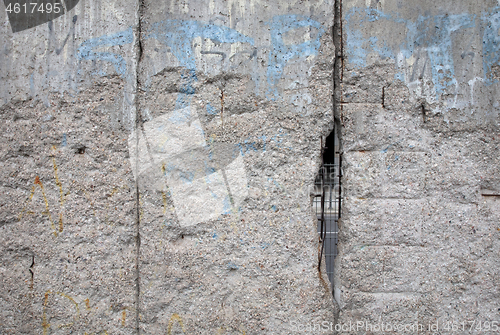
1,0,336,333
335,0,500,331
136,0,336,333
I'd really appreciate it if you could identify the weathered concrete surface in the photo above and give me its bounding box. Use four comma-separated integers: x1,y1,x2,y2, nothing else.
335,0,500,331
0,0,141,333
1,0,336,333
136,0,336,333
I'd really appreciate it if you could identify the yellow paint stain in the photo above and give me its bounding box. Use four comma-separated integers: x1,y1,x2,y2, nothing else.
162,191,168,214
56,292,80,328
42,291,50,335
167,313,186,334
121,310,126,327
84,299,91,310
51,149,64,198
42,290,80,333
51,148,67,230
20,176,58,237
108,187,120,197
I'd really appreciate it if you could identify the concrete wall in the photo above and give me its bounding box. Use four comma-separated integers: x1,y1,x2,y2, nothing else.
335,0,500,331
1,0,336,333
1,0,499,333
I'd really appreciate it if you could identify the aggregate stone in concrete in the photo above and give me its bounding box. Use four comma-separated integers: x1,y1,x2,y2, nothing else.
1,0,339,333
1,0,140,333
135,0,337,333
335,0,500,331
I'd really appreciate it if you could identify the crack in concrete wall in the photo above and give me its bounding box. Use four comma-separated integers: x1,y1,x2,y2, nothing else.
135,1,144,333
1,0,497,332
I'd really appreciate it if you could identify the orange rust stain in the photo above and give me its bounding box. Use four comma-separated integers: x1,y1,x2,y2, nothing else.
121,310,126,327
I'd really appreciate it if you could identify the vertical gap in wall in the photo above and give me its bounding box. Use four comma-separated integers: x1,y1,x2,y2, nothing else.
332,0,343,302
315,130,341,290
315,130,341,287
134,0,144,333
315,0,343,291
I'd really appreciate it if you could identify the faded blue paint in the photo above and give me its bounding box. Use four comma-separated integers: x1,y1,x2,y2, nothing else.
266,15,325,99
237,140,258,156
226,262,239,270
206,102,218,115
168,104,193,125
147,20,254,113
482,7,500,84
345,8,478,94
204,160,217,176
162,163,176,178
345,8,402,68
237,131,287,155
258,135,267,152
147,20,254,70
420,14,475,94
222,195,231,214
62,133,67,147
77,27,134,78
76,16,327,103
260,242,270,250
394,72,405,82
179,171,195,184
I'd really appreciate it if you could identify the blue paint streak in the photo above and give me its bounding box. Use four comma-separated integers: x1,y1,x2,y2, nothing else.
77,27,134,78
237,131,287,155
394,72,405,82
147,20,253,70
147,20,254,113
227,262,239,270
420,14,475,94
179,171,195,184
204,160,217,176
206,102,219,115
168,103,192,124
482,7,500,85
345,8,478,95
222,195,231,214
266,15,325,99
62,133,67,147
